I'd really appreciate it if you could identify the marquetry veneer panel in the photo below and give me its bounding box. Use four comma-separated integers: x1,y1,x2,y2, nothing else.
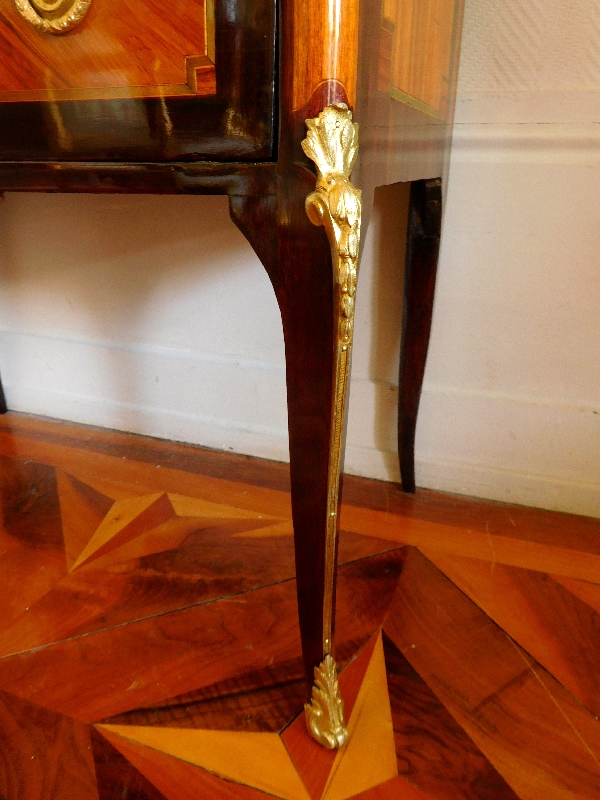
0,0,215,102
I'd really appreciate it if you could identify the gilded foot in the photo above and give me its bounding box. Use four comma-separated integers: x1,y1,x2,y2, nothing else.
305,655,348,749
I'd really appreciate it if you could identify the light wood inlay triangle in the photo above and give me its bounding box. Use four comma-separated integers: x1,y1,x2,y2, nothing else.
56,471,114,569
70,493,175,570
96,728,271,799
323,634,397,800
96,724,311,800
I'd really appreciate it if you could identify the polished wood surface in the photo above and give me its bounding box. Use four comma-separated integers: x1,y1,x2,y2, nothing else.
228,0,377,692
382,0,459,117
354,0,464,190
0,413,598,798
292,0,360,110
0,0,275,164
386,548,600,800
0,0,215,102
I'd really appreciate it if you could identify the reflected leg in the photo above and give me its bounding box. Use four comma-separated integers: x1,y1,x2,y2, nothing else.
398,178,442,493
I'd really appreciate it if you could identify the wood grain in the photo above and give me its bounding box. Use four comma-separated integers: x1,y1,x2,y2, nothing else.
383,634,520,800
0,0,275,164
0,551,402,721
341,503,600,583
0,0,214,100
424,549,600,719
97,725,311,800
323,633,397,800
553,575,600,614
385,548,600,800
351,776,434,799
0,689,98,800
57,471,114,570
386,0,458,116
96,729,271,800
2,416,599,798
291,0,360,110
101,673,306,733
90,727,169,800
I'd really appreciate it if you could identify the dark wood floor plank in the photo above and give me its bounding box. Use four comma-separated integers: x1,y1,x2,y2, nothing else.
0,689,98,800
0,428,295,518
6,414,598,582
0,552,402,722
4,413,598,555
0,520,294,658
101,675,306,733
384,548,600,800
2,413,600,799
424,549,600,720
0,580,303,722
90,728,169,800
383,635,520,800
0,455,64,550
0,412,295,494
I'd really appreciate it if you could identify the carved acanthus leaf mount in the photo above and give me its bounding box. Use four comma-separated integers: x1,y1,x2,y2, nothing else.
305,655,348,750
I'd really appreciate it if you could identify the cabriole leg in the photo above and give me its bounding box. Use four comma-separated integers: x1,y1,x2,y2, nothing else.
229,103,362,751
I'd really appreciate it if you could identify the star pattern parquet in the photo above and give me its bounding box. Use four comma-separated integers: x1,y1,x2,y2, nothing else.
0,413,599,799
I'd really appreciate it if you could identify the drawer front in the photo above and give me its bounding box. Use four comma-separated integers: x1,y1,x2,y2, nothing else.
0,0,276,162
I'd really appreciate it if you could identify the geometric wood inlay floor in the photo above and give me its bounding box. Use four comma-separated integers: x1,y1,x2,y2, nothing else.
0,412,599,799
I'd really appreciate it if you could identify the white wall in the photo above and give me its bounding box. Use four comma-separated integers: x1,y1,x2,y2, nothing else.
1,0,599,518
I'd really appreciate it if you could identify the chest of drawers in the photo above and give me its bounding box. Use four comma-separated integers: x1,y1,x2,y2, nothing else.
0,0,463,749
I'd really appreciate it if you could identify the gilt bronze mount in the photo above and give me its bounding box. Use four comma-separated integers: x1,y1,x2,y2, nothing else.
301,102,362,749
14,0,92,34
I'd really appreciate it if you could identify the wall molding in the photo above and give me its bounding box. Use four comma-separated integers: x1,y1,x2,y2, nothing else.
451,121,600,164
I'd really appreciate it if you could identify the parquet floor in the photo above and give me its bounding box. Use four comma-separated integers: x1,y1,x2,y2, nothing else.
0,413,599,799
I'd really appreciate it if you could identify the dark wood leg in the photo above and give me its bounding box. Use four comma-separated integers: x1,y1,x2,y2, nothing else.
398,178,442,493
232,91,360,748
230,113,359,748
230,173,338,691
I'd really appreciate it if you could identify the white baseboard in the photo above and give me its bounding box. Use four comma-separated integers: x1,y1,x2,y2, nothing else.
3,380,292,464
346,384,600,520
0,330,291,463
344,442,600,520
3,329,599,519
415,456,600,520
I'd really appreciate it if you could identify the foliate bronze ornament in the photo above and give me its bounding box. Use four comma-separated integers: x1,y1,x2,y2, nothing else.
14,0,92,34
305,655,349,750
301,102,361,750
